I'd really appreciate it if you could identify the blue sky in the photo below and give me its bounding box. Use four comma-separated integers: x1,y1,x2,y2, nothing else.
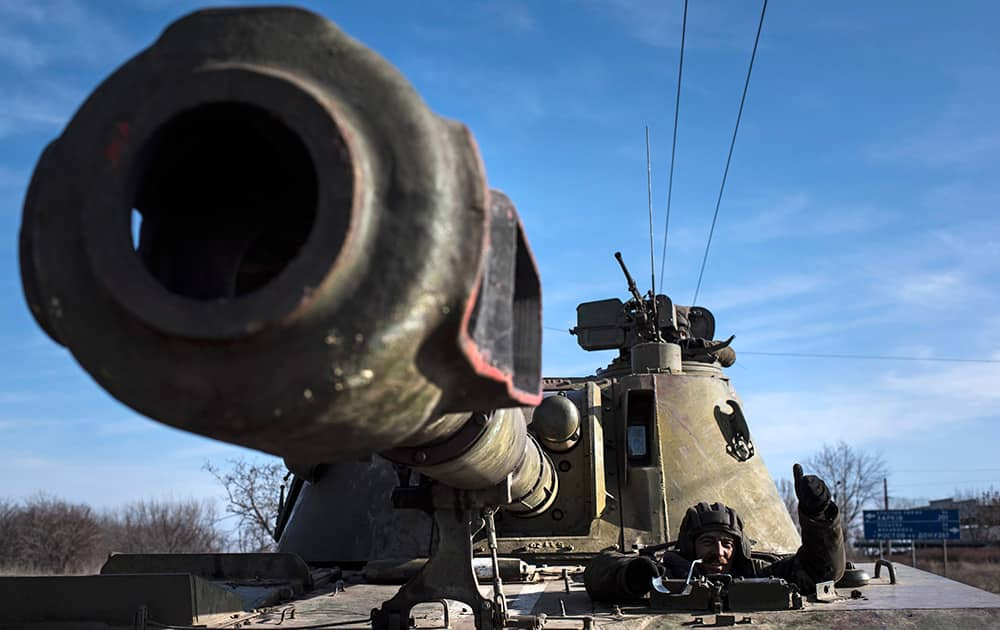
1,0,999,512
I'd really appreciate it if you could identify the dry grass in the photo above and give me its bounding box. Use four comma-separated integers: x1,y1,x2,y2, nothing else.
0,561,102,577
887,546,1000,595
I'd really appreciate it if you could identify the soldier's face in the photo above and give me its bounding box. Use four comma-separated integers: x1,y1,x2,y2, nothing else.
694,532,735,574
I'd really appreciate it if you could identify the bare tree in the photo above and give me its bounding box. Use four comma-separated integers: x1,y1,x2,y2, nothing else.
974,489,1000,543
10,495,104,574
205,458,286,552
775,478,800,529
109,498,226,553
0,496,229,575
0,498,22,569
954,488,1000,543
807,441,889,537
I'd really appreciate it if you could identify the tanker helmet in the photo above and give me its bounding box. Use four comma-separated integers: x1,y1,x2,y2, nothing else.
677,502,752,566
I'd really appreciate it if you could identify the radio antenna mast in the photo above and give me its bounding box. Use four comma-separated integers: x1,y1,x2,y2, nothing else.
645,126,661,340
645,126,656,296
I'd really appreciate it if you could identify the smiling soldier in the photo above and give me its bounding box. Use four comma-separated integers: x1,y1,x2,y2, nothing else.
659,464,846,594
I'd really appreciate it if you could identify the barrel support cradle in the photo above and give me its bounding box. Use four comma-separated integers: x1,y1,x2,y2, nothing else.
372,484,504,630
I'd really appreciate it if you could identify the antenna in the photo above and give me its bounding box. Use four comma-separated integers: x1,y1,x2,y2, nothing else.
645,127,660,338
645,126,656,297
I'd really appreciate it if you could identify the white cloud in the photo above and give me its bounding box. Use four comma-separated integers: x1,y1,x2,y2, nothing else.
485,1,537,33
708,273,826,311
922,222,1000,271
711,195,999,342
597,0,682,49
725,193,897,243
746,358,1000,458
657,224,705,257
894,271,969,306
0,0,134,72
0,82,84,139
0,29,49,70
593,0,751,51
733,314,886,352
409,52,621,130
0,1,45,23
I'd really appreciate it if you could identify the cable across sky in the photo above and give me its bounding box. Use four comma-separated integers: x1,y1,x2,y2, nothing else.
658,0,688,293
693,0,769,305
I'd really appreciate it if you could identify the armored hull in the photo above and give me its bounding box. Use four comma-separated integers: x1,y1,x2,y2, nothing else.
3,560,999,628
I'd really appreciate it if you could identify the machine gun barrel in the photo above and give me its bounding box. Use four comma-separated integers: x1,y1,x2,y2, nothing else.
19,7,544,474
614,251,645,306
615,251,660,339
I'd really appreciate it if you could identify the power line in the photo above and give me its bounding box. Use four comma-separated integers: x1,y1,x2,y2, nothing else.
658,0,688,291
544,328,999,364
892,480,1000,488
740,350,1000,364
893,469,1000,473
692,0,768,305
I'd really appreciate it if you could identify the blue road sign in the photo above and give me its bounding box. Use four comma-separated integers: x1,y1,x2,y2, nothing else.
863,509,960,541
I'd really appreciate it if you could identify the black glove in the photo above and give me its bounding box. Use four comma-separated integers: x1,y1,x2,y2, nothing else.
793,463,831,516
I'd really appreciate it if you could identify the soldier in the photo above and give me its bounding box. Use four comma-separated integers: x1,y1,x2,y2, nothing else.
659,463,846,593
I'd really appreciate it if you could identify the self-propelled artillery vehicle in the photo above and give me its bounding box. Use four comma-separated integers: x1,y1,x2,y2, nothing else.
7,6,1000,629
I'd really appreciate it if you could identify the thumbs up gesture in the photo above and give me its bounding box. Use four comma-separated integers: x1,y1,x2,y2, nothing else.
793,463,831,516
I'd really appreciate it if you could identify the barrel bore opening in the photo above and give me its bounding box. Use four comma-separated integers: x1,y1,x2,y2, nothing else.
131,102,321,300
623,558,658,596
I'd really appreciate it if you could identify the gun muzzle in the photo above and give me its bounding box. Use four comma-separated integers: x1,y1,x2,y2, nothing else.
19,7,541,462
584,551,659,604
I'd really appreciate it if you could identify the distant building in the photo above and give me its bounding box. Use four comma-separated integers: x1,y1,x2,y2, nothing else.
917,498,1000,543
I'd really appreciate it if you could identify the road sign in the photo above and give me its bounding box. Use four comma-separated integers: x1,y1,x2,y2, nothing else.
863,509,960,541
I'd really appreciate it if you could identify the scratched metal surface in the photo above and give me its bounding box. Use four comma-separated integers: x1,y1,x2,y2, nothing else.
815,563,1000,610
245,562,1000,629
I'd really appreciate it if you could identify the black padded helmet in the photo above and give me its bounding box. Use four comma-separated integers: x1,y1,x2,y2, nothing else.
677,502,752,567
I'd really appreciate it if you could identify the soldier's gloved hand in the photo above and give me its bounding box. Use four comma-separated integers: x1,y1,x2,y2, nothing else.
793,463,831,516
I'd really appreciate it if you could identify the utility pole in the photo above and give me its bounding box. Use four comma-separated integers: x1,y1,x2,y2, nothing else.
883,478,890,560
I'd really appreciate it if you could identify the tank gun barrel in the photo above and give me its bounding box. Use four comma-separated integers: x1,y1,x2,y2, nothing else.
19,6,543,471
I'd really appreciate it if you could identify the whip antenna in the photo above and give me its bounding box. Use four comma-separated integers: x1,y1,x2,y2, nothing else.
645,126,661,338
645,126,657,296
